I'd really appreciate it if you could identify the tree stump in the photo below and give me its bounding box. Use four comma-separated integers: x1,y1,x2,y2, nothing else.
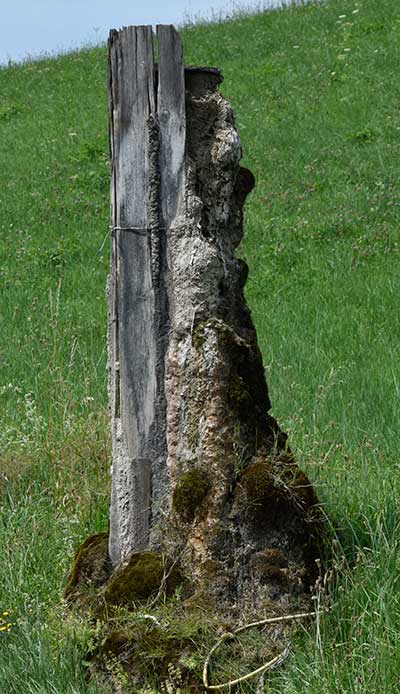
67,24,323,639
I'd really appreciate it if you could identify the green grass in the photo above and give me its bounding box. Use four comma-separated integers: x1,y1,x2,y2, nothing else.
1,0,400,690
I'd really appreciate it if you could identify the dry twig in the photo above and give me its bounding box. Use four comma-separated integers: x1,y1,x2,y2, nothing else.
202,610,317,691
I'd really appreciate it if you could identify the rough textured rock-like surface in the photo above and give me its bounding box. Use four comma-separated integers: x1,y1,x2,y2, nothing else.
161,67,322,611
106,25,322,615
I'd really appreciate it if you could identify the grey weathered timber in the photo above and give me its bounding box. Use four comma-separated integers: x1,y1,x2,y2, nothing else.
108,26,161,565
157,25,186,226
108,25,188,566
147,26,186,547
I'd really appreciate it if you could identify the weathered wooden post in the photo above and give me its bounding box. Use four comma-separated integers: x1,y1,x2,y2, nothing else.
66,26,324,660
106,22,322,609
107,26,188,565
63,23,326,690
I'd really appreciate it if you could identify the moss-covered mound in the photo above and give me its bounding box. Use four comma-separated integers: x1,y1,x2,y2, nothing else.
64,532,111,604
91,621,200,691
172,468,211,523
84,598,294,693
237,457,318,515
65,536,185,611
103,551,184,607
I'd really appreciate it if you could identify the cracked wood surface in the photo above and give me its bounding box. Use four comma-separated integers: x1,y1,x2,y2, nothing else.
108,26,186,565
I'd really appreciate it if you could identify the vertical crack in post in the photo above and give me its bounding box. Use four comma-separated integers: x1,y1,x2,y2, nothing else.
108,26,184,564
108,26,158,565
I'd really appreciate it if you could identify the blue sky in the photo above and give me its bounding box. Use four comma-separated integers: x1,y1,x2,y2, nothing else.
1,0,281,65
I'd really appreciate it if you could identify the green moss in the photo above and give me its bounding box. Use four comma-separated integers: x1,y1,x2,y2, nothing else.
64,532,111,602
65,538,185,614
238,460,276,507
238,458,318,514
103,552,184,607
88,587,296,692
172,469,211,523
93,622,200,690
89,602,218,691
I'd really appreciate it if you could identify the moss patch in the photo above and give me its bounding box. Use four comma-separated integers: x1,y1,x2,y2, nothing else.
173,468,211,523
64,532,111,603
87,596,294,693
238,458,318,514
65,540,185,612
103,552,184,607
88,604,215,692
238,460,277,507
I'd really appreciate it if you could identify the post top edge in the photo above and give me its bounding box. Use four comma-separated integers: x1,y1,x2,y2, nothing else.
184,66,222,77
156,23,178,31
108,24,153,36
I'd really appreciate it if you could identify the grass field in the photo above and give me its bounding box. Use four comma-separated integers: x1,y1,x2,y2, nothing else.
1,0,400,690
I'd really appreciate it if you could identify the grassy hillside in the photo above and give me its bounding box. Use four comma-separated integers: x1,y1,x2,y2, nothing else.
1,0,400,690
